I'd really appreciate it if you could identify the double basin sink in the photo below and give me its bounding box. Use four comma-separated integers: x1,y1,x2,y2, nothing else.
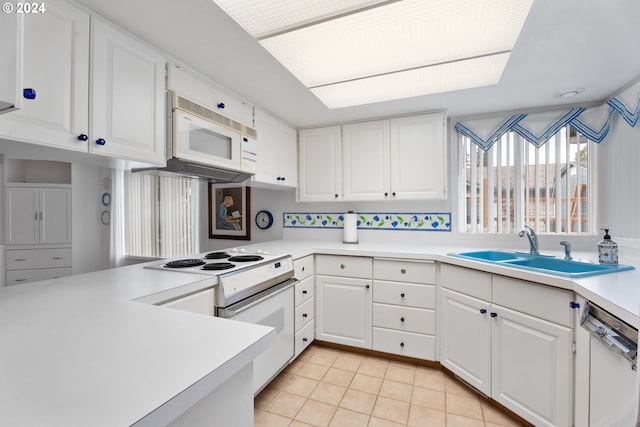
450,250,634,278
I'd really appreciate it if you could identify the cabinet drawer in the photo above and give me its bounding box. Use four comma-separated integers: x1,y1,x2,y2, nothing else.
6,267,72,285
493,276,573,327
373,280,435,308
316,255,372,278
295,276,314,306
295,320,315,356
6,248,72,269
374,259,436,284
373,327,435,360
295,297,314,331
440,264,492,301
373,303,435,334
294,255,314,281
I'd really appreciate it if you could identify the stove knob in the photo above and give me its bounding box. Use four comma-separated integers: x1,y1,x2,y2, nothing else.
596,326,607,337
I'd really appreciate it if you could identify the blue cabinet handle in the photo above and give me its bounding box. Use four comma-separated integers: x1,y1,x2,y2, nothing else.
95,138,106,146
77,134,88,141
570,302,580,309
217,102,225,109
480,308,487,314
23,88,36,99
490,312,498,318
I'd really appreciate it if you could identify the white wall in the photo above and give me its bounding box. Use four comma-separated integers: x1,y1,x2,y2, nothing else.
71,164,111,274
597,114,640,239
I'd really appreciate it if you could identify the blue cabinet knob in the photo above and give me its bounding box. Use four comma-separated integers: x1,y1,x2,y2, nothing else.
570,302,580,309
480,308,487,314
490,312,498,318
217,102,225,109
77,134,88,141
95,138,106,146
23,88,36,99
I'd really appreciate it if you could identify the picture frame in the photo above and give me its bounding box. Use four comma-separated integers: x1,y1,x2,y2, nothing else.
208,184,251,240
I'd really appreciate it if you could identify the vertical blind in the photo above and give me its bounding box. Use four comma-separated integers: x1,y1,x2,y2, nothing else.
462,127,593,234
126,172,199,258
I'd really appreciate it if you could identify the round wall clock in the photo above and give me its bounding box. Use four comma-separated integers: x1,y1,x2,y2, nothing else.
255,210,274,230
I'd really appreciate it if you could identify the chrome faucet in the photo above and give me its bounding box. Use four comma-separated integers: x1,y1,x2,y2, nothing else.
519,226,539,255
559,241,572,260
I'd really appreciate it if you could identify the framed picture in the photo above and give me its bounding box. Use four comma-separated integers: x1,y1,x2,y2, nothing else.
208,184,251,240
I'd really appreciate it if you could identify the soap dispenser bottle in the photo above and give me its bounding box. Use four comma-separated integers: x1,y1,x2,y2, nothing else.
598,228,618,265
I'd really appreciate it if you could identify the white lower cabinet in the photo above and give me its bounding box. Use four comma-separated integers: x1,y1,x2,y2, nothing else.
372,259,437,360
315,255,372,349
294,256,315,357
440,264,573,427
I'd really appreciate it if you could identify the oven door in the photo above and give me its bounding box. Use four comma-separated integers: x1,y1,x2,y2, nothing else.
172,110,241,170
218,279,295,395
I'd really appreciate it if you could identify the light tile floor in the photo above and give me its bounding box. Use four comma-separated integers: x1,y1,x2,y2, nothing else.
254,344,527,427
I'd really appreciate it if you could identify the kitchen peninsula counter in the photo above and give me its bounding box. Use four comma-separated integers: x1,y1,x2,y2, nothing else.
0,264,274,426
2,239,638,426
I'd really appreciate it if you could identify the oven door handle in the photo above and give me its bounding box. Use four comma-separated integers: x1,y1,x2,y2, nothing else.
218,278,297,318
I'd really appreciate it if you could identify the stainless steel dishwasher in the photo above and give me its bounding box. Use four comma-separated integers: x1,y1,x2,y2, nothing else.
581,301,638,426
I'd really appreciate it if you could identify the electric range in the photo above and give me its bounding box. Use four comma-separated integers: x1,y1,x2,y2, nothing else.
145,249,295,307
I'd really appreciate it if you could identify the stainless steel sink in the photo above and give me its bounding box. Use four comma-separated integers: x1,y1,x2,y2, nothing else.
450,250,634,278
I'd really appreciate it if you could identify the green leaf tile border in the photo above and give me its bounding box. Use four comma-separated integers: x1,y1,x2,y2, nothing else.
283,212,451,232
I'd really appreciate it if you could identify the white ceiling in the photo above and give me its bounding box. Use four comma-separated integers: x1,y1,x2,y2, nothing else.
76,0,640,128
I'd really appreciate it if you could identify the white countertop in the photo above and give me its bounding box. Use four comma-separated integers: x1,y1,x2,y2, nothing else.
2,238,638,426
238,239,640,326
0,264,275,427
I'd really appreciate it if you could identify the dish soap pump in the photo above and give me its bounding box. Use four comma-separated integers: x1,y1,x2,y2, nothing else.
598,228,618,265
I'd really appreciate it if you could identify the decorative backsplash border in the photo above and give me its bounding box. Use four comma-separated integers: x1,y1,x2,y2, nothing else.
283,212,451,232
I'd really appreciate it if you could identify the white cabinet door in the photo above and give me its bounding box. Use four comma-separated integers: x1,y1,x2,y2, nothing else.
5,187,39,245
440,288,492,395
253,110,298,188
254,109,279,183
342,120,390,201
278,123,298,187
0,0,90,151
39,188,72,244
316,275,372,349
389,112,446,199
90,17,165,165
492,305,572,427
5,187,71,245
298,126,342,201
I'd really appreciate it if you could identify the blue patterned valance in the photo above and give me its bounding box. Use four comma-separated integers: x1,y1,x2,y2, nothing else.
607,80,640,127
456,79,640,150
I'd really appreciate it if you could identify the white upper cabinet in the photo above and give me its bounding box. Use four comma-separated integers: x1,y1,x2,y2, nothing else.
89,17,165,165
390,112,446,200
252,109,298,188
342,120,390,201
0,0,90,151
298,112,446,202
298,126,342,201
167,64,253,127
0,2,166,165
5,186,72,245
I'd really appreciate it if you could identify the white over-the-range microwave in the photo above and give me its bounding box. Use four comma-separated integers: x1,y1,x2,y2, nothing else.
137,92,258,182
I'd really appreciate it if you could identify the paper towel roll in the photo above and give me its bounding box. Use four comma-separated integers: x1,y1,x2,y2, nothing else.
343,211,358,244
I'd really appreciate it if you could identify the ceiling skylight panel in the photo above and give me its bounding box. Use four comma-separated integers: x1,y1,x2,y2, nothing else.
310,52,511,108
259,0,533,88
213,0,390,39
